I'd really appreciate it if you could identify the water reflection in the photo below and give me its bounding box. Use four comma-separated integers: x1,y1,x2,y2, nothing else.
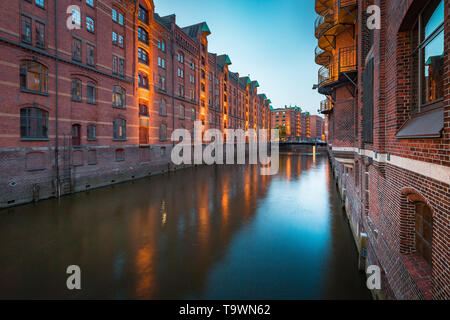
0,153,370,299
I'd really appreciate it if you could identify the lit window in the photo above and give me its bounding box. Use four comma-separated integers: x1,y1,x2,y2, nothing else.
86,17,94,33
20,60,48,93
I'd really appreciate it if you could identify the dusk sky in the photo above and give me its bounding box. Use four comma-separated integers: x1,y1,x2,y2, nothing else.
154,0,322,115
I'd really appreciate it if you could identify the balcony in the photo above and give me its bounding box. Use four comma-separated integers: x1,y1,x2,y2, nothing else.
315,45,331,66
315,0,333,15
317,46,357,95
319,99,333,114
315,0,357,52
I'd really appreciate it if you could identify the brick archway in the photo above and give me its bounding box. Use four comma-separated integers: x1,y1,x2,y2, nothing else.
399,188,434,255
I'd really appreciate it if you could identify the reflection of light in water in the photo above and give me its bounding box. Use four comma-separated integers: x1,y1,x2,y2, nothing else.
286,156,292,181
160,200,167,226
221,176,230,231
198,184,210,246
313,146,316,164
135,244,155,299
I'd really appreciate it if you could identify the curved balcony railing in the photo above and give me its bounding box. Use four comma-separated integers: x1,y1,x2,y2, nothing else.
314,11,334,39
318,45,356,88
319,99,333,114
315,45,331,65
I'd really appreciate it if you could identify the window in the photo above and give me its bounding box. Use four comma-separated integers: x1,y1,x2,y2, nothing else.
118,12,124,26
178,85,184,97
190,75,195,84
112,32,118,45
72,38,82,61
178,68,184,78
158,57,165,69
72,8,81,27
190,62,195,70
138,72,149,89
72,124,81,146
20,107,48,139
138,27,148,44
87,125,96,141
179,105,185,119
118,35,124,48
191,108,196,121
86,17,95,33
115,149,125,161
159,99,167,116
35,21,45,48
159,123,167,141
87,44,95,66
35,0,44,8
138,48,149,65
113,119,126,140
415,203,433,265
138,6,149,25
139,103,149,116
113,86,125,108
413,0,444,112
72,79,82,101
178,53,184,63
87,82,96,104
86,0,94,7
139,125,149,145
21,16,32,43
112,9,117,22
119,58,124,76
158,75,166,91
20,60,48,93
158,39,165,52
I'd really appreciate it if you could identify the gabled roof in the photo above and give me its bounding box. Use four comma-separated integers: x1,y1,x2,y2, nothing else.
217,54,232,68
182,22,211,40
154,13,175,29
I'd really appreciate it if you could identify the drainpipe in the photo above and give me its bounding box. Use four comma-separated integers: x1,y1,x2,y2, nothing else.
171,38,175,148
54,0,60,197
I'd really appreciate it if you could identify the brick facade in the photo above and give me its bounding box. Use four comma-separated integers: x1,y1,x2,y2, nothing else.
315,0,449,299
0,0,272,208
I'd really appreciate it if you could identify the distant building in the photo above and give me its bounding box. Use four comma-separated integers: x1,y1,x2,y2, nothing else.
271,106,313,139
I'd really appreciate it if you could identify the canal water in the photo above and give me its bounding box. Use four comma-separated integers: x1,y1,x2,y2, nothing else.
0,152,371,299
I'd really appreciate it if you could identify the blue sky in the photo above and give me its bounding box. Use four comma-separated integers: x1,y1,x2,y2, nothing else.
154,0,322,115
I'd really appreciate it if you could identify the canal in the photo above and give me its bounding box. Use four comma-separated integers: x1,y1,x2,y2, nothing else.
0,152,371,299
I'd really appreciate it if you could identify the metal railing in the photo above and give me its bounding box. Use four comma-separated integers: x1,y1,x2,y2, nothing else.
314,11,334,39
319,99,333,113
318,45,356,87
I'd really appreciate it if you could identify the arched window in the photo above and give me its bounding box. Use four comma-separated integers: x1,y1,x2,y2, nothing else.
20,60,48,93
20,107,48,139
138,27,148,44
113,86,126,108
138,72,149,89
72,78,82,101
159,123,167,141
415,202,433,265
138,48,149,65
159,99,167,116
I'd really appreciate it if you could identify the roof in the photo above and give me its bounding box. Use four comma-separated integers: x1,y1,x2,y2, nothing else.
217,54,232,68
154,13,175,30
181,22,211,40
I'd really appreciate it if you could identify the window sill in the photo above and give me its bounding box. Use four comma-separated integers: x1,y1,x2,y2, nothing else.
396,108,444,139
27,167,45,172
113,106,126,110
21,138,50,141
72,99,82,103
113,139,127,142
20,89,49,96
87,101,96,105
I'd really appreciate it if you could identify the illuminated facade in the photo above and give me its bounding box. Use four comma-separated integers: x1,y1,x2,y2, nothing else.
271,106,314,139
0,0,272,207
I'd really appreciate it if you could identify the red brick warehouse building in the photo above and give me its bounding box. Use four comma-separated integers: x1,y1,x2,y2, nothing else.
314,0,449,299
0,0,273,208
